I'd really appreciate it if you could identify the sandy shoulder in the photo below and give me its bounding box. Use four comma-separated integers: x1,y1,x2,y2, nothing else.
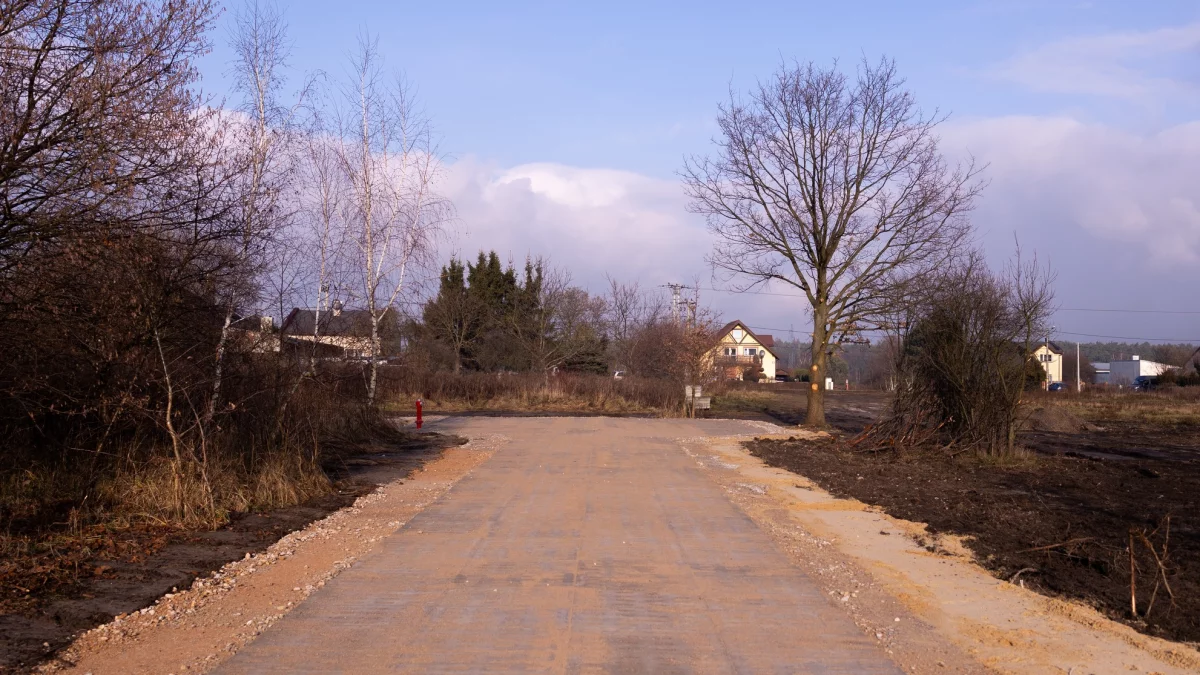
688,429,1200,675
37,435,506,675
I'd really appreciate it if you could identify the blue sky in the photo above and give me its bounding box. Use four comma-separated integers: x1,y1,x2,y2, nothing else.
199,0,1200,346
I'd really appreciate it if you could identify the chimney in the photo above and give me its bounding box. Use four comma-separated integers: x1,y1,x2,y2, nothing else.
332,300,343,317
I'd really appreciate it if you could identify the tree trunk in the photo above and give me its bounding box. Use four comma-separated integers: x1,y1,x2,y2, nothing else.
806,305,828,427
207,302,235,422
367,311,380,405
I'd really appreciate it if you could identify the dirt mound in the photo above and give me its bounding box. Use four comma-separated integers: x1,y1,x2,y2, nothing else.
1021,406,1099,433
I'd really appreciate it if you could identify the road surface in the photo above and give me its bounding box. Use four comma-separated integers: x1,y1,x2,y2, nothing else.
217,417,902,674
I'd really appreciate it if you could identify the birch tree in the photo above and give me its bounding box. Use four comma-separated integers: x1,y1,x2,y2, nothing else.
300,123,351,345
336,36,449,404
683,57,981,426
208,0,303,421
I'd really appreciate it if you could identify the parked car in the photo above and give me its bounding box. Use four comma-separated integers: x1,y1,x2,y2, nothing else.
775,374,791,382
1047,382,1065,392
1132,376,1159,391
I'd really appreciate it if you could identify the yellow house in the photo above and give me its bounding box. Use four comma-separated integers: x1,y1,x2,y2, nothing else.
1032,342,1063,384
711,321,778,381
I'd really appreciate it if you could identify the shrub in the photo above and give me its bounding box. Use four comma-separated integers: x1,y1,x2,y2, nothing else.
375,367,684,415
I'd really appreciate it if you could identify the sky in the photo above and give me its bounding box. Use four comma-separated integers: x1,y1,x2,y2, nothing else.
198,0,1200,347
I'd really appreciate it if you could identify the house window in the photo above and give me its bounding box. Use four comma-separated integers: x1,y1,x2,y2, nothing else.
744,347,757,356
724,347,736,356
732,328,744,342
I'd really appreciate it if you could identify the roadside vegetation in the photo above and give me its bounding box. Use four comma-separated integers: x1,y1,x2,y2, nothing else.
378,371,682,416
0,3,458,667
379,252,718,416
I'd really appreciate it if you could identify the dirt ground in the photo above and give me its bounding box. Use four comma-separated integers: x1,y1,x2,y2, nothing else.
698,431,1200,674
711,386,890,432
712,387,1200,643
745,435,1200,644
1,431,462,673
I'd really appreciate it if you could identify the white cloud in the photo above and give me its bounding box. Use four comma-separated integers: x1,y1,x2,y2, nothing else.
428,117,1200,338
943,116,1200,265
436,158,714,290
993,22,1200,98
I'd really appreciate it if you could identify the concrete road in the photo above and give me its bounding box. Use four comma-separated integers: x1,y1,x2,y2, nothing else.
218,417,902,674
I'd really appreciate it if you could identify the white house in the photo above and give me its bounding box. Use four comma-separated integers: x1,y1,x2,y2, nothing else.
280,302,376,359
1108,355,1176,385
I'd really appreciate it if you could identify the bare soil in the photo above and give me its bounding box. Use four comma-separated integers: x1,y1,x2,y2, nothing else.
711,386,889,432
0,430,463,673
745,434,1200,644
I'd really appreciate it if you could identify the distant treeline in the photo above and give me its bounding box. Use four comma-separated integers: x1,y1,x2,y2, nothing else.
1074,342,1197,366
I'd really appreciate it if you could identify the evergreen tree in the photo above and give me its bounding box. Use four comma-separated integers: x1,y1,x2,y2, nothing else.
422,258,484,372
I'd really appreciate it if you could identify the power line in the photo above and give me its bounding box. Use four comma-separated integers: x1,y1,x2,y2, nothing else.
1057,308,1200,315
702,286,807,298
1054,330,1200,343
700,286,1200,315
742,325,1198,344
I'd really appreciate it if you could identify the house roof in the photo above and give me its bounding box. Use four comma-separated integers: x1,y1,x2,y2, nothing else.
1038,341,1064,355
716,320,779,359
281,308,373,337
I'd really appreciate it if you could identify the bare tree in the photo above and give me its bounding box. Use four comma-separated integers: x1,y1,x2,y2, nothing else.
0,0,218,272
301,128,349,326
867,247,1056,455
683,57,981,426
603,276,664,373
510,261,606,383
209,0,306,420
335,36,450,404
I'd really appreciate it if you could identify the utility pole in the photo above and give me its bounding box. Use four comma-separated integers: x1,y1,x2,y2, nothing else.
664,283,686,325
1076,341,1082,393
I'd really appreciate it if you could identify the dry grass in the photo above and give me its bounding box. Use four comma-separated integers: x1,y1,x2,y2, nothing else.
101,452,331,530
0,368,387,614
1041,388,1200,426
377,368,684,416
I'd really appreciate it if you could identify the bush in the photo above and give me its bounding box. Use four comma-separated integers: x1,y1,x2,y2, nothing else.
861,251,1055,455
375,367,684,415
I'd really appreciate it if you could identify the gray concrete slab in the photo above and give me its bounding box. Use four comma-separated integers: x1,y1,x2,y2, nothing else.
217,417,902,674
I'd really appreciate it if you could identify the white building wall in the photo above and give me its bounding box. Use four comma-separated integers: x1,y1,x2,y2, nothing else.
1108,357,1174,384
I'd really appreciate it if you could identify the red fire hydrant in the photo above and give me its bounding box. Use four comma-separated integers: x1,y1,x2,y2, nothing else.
415,399,423,429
